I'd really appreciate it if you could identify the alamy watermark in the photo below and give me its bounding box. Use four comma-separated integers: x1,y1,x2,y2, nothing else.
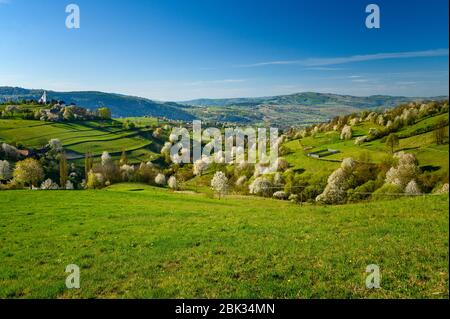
65,4,80,29
167,121,279,174
365,264,381,289
65,264,80,289
365,4,380,29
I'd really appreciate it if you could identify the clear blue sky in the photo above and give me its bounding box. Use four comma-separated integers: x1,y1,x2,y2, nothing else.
0,0,448,101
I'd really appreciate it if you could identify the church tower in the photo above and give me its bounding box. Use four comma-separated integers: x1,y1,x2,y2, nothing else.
38,91,47,104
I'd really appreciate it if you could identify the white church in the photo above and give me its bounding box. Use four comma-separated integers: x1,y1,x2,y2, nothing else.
38,91,47,104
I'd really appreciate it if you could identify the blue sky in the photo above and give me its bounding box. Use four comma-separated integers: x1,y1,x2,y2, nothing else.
0,0,448,101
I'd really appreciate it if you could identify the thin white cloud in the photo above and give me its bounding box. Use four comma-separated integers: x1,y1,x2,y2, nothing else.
185,79,247,86
236,49,449,68
0,0,11,4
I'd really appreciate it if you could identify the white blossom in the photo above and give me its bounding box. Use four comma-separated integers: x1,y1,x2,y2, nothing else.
155,173,166,185
65,180,74,190
211,171,228,198
101,151,112,166
249,177,273,197
168,176,177,190
41,178,59,190
235,175,247,186
0,160,12,180
385,152,419,189
273,191,288,200
340,125,352,140
405,180,421,195
193,159,209,176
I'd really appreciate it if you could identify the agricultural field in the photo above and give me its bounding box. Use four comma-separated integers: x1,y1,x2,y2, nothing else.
0,184,448,299
0,119,159,164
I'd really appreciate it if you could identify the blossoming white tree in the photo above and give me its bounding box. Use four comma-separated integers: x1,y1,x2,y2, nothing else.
249,177,273,197
211,171,228,199
0,160,12,181
405,180,421,195
340,125,353,140
41,178,59,190
101,151,112,167
316,158,356,204
385,152,419,189
193,158,209,176
155,173,166,186
168,176,177,190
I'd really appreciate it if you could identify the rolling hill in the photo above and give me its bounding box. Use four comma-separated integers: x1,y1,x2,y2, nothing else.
1,87,447,127
0,87,195,121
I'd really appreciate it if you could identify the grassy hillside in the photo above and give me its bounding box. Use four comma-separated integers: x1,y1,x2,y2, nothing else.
0,184,448,299
0,87,195,120
183,92,448,127
0,119,159,163
283,112,449,180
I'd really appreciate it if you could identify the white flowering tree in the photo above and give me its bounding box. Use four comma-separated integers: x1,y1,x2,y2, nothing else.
211,171,228,199
48,139,63,153
385,152,419,190
0,160,12,182
101,151,112,167
340,125,353,140
316,158,356,204
155,173,166,186
41,178,59,190
249,177,273,197
168,176,177,190
193,158,209,176
405,180,421,195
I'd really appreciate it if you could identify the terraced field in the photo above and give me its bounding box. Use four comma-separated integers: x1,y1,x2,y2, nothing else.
0,119,159,163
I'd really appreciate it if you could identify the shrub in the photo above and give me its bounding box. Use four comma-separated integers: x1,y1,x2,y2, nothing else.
273,191,288,200
249,177,273,197
120,164,135,181
86,171,105,189
65,180,74,190
40,178,59,190
372,183,404,201
347,180,377,202
13,158,44,188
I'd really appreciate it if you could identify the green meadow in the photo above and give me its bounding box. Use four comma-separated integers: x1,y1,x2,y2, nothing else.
0,184,448,299
0,119,158,163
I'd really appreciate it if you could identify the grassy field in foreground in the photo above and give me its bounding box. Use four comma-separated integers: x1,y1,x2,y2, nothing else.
0,184,448,299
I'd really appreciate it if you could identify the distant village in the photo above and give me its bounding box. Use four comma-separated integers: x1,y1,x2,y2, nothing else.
0,91,112,122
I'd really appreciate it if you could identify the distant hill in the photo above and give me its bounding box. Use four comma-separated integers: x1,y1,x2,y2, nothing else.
1,87,447,127
183,92,448,127
183,92,447,108
0,87,196,121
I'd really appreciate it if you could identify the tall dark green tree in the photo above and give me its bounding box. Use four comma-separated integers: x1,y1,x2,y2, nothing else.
60,152,68,188
385,134,399,154
84,152,93,178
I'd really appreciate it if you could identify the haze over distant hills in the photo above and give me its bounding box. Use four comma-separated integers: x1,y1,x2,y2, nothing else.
0,87,447,127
